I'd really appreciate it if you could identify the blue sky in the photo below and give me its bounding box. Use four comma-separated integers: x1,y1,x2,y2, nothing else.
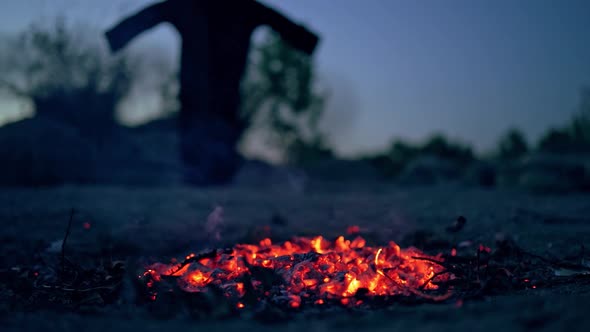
1,0,589,156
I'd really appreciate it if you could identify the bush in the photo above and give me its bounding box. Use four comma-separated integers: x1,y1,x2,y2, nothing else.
0,18,137,140
538,87,590,154
241,31,331,165
495,128,529,160
420,134,474,166
368,134,475,180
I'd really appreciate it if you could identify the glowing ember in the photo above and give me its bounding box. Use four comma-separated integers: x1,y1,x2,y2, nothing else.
141,231,452,308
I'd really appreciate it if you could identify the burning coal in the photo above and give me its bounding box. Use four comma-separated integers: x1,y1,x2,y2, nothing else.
140,231,452,309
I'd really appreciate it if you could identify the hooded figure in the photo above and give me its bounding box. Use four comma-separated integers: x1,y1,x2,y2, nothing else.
106,0,319,185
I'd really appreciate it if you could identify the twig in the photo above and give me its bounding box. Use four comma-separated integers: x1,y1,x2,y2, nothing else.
411,256,445,266
61,208,75,278
419,270,452,290
519,248,590,270
40,282,122,293
168,248,228,276
476,248,480,281
377,265,452,302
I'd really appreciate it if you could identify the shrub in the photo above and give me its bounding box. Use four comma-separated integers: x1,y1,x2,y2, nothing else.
495,128,529,160
0,18,137,140
241,31,331,164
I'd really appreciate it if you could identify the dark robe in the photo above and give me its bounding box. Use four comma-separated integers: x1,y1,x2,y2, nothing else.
105,0,319,184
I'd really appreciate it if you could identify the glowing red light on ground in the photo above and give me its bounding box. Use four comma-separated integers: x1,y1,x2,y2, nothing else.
140,231,451,308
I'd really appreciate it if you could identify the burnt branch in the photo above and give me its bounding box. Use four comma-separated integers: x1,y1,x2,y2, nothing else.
60,208,75,279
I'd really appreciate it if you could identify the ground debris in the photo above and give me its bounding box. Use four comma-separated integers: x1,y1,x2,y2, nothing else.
0,258,125,310
0,210,125,311
431,232,590,300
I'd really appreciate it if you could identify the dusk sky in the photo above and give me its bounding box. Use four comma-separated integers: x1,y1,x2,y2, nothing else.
1,0,589,157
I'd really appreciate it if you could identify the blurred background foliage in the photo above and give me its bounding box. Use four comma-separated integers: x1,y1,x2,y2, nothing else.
0,18,137,141
0,19,589,190
495,128,529,161
537,87,590,154
241,31,332,165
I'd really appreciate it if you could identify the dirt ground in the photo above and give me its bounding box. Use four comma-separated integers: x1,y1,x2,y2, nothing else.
1,184,590,331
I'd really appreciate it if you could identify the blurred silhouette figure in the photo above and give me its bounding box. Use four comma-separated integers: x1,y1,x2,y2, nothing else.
105,0,320,185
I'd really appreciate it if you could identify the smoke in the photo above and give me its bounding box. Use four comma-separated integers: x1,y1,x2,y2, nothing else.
318,72,360,156
205,206,224,242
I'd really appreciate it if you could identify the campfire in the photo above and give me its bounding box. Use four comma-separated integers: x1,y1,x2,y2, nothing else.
140,230,452,310
3,212,590,320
